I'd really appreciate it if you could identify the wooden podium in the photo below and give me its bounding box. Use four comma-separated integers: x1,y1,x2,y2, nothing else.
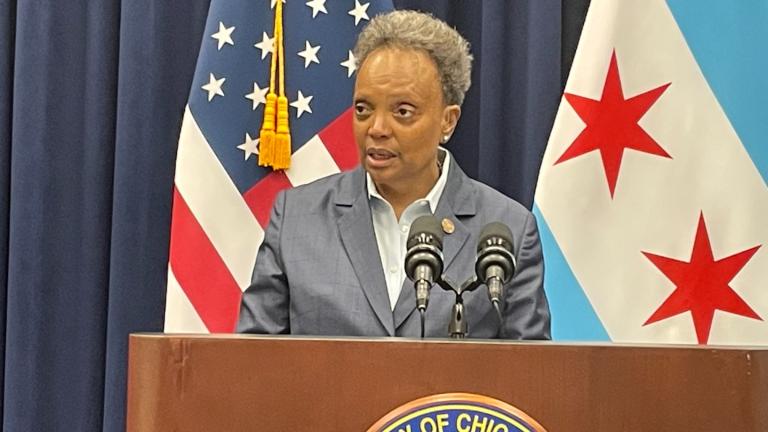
126,334,768,431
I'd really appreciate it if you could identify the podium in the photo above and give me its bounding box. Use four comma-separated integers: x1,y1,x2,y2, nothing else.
126,334,768,431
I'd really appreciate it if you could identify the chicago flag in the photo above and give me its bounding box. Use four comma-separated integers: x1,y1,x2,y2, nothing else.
534,0,768,344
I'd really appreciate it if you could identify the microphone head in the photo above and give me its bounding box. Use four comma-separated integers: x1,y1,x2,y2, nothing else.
477,222,513,253
405,215,444,282
475,222,515,283
407,215,443,250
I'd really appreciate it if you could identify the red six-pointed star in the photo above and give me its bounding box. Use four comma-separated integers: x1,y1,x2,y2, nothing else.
642,213,762,344
556,50,671,198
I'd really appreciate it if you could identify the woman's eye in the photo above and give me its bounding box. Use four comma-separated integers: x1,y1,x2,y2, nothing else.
396,107,414,118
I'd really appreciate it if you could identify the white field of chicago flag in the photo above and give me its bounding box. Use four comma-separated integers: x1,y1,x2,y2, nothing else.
534,0,768,345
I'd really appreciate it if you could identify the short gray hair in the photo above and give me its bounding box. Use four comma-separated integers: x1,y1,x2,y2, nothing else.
353,10,473,106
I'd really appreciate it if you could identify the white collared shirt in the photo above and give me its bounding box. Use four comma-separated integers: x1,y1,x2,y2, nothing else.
366,149,451,310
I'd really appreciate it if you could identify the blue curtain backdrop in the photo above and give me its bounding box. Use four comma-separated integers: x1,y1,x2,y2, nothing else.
0,1,587,430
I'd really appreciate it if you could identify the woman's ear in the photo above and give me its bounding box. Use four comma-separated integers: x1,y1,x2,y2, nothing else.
441,105,461,139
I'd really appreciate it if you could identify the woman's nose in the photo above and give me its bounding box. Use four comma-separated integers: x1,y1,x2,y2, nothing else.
367,112,391,138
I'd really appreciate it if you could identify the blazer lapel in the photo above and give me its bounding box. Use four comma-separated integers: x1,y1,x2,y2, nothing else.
336,168,395,336
394,156,476,330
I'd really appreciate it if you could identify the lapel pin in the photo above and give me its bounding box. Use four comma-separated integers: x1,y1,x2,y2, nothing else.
441,218,455,234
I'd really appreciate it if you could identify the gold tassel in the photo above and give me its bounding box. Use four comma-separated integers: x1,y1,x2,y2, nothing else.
273,95,291,169
258,93,277,166
256,0,291,170
274,0,291,170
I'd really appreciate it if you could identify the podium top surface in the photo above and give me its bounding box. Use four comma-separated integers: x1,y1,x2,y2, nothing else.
132,332,768,351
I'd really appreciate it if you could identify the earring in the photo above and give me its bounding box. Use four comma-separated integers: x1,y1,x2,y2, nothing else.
441,134,450,144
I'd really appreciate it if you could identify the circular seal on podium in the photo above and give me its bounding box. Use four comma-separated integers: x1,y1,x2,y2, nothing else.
367,392,547,432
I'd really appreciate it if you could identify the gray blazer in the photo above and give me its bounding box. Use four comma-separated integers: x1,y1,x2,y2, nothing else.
237,157,550,339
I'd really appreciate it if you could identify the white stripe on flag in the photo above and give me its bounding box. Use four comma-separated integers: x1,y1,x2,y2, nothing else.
164,266,210,333
174,106,264,291
284,134,342,187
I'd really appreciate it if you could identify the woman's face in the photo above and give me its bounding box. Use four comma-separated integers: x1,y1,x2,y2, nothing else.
353,47,460,197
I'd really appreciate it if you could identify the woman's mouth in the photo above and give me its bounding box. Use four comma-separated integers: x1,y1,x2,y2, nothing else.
366,148,397,167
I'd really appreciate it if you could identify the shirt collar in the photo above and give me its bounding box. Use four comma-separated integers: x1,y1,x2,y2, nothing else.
366,147,451,214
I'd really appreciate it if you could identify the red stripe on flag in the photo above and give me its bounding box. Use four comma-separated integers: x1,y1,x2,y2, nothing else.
319,107,360,171
168,187,243,332
243,170,292,228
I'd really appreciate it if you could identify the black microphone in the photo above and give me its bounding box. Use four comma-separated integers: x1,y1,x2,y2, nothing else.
404,215,444,313
475,222,516,309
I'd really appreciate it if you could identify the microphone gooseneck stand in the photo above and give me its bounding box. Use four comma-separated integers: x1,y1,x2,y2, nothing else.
491,297,504,339
435,277,483,339
436,275,505,339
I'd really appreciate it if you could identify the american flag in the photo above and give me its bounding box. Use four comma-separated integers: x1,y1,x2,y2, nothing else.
165,0,393,332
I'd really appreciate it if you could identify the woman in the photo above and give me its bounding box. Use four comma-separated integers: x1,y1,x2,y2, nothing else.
238,10,550,339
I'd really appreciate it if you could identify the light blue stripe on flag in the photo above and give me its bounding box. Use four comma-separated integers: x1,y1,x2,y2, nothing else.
533,206,610,341
667,0,768,185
